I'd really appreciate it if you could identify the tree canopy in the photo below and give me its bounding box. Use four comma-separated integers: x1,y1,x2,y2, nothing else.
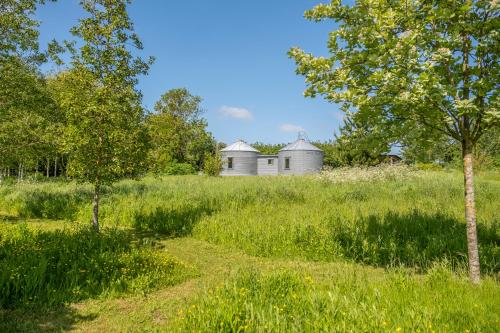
146,88,215,172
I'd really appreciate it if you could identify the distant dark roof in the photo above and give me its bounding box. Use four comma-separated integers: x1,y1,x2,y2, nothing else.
381,154,402,159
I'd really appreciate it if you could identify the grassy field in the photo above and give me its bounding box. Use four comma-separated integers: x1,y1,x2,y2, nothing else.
0,167,499,332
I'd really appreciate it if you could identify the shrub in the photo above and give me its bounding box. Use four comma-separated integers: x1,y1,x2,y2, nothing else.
163,162,197,176
203,152,222,176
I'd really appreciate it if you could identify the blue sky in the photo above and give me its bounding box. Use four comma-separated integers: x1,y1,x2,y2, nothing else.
36,0,344,145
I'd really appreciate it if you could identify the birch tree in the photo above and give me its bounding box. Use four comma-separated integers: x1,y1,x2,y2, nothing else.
289,0,499,283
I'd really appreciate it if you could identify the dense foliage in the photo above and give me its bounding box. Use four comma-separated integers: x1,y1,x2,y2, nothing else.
203,152,223,177
146,88,216,173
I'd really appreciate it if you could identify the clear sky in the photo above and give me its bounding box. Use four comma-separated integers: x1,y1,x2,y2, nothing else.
36,0,344,145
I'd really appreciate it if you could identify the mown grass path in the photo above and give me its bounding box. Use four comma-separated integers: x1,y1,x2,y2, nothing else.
1,233,385,332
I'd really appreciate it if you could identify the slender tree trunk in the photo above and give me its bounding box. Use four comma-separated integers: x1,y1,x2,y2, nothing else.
92,183,100,232
46,158,50,178
54,157,58,177
462,140,480,284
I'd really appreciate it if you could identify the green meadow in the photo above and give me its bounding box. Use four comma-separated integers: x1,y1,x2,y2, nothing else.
0,167,499,332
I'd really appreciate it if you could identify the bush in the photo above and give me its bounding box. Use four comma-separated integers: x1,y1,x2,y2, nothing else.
163,162,197,176
203,153,222,176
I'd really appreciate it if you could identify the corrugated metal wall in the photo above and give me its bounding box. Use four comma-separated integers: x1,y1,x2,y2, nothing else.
257,156,278,175
221,151,259,176
278,150,323,175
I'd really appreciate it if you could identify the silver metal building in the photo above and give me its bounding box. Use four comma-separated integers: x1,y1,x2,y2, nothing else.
278,139,323,175
257,155,278,175
220,140,260,176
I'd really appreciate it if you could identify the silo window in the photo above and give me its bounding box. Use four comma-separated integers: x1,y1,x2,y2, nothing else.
228,157,233,169
267,159,273,165
285,157,290,170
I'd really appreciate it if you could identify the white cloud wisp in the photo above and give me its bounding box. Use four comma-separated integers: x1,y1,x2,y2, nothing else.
219,106,253,121
279,123,304,133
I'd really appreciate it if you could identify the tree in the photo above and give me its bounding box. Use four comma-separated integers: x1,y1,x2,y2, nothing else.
0,58,60,178
203,151,222,177
0,0,56,62
334,116,391,166
290,0,499,283
0,0,60,179
57,0,152,232
400,126,460,165
251,142,284,155
146,88,215,172
402,126,500,169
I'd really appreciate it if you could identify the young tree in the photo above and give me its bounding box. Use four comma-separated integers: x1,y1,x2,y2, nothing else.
57,0,152,232
290,0,499,283
203,151,223,177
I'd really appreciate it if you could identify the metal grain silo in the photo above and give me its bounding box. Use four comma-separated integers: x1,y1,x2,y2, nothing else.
220,140,259,176
278,139,323,175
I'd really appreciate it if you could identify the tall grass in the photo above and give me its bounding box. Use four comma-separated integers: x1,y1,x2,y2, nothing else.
0,181,91,220
173,267,500,332
0,225,193,308
0,168,499,331
0,167,498,274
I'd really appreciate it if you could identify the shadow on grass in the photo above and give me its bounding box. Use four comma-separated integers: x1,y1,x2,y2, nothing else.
133,204,216,237
0,213,19,222
12,188,91,220
0,307,97,333
0,226,190,331
328,211,499,273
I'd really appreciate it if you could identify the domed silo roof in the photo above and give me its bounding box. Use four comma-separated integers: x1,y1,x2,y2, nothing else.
220,140,259,176
278,139,323,175
279,139,323,152
221,140,260,152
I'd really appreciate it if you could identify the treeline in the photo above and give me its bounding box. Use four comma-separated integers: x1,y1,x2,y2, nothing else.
0,0,221,231
0,73,216,179
253,116,499,169
1,1,217,183
0,1,216,180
